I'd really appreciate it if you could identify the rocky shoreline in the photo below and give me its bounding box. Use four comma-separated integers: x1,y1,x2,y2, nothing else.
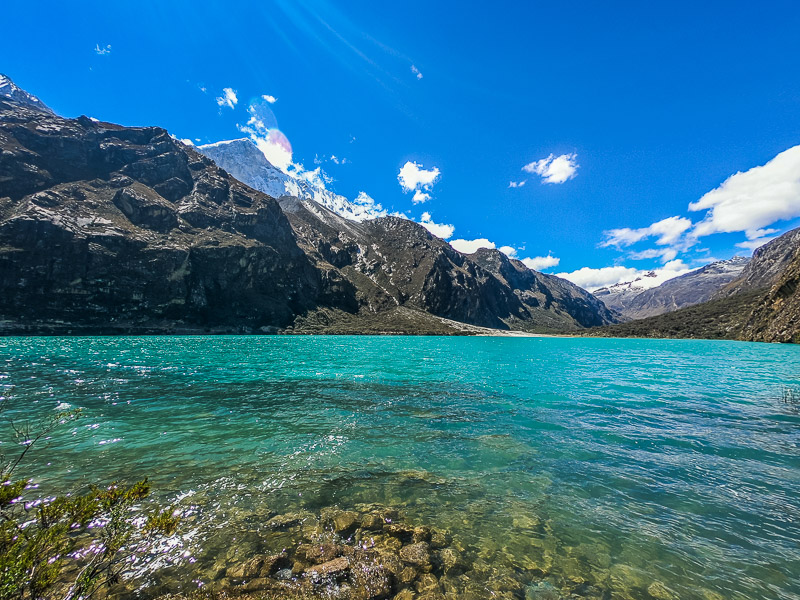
136,503,599,600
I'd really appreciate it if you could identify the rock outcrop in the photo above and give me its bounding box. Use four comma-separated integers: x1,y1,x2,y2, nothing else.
0,96,324,333
743,242,800,343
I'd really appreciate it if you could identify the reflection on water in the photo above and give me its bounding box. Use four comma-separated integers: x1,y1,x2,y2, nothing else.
1,336,799,599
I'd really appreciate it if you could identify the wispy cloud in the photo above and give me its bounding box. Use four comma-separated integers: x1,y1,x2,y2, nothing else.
508,181,526,188
216,88,238,109
735,236,777,251
261,94,278,104
94,44,112,55
411,65,423,80
523,153,579,184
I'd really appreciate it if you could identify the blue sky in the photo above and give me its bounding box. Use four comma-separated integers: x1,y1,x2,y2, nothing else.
4,0,800,289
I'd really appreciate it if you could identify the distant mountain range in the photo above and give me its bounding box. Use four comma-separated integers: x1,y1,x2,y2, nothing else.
588,228,800,343
594,256,750,320
0,75,617,335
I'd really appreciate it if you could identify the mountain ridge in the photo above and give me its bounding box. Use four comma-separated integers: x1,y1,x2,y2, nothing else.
594,256,749,320
0,77,617,335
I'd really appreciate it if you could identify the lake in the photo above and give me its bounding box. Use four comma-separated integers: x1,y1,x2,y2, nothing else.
1,336,798,600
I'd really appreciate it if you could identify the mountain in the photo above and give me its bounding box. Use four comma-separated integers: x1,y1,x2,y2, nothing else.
587,228,800,343
717,228,800,297
198,138,388,222
744,242,800,343
592,271,664,316
0,74,53,114
595,257,749,319
276,194,616,333
0,95,327,334
198,137,616,333
0,77,617,335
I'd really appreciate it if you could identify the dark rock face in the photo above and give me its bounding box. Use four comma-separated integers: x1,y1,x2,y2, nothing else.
279,197,618,333
0,97,323,333
469,247,617,328
718,228,800,297
743,242,800,343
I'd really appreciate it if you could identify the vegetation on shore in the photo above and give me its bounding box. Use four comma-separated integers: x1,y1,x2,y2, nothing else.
0,404,179,600
583,290,765,341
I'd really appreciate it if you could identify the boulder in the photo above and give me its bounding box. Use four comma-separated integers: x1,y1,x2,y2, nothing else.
400,543,431,570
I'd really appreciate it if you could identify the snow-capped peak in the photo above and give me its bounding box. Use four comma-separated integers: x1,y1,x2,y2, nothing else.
0,74,54,114
197,138,387,222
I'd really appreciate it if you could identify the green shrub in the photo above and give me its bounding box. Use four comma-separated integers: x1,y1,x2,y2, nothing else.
0,407,178,600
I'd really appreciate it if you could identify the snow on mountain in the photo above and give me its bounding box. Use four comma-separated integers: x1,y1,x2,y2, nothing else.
594,256,750,319
197,138,388,222
0,74,54,114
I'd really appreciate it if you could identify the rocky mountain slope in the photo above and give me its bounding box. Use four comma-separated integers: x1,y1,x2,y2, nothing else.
277,195,616,333
0,96,329,333
741,237,800,343
588,228,800,343
595,257,749,319
0,77,617,334
717,228,800,297
0,74,53,114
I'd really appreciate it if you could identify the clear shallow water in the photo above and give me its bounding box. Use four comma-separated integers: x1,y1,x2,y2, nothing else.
1,335,799,600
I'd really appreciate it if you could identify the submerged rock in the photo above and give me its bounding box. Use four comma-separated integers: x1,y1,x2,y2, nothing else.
304,556,351,580
399,543,431,570
525,581,562,600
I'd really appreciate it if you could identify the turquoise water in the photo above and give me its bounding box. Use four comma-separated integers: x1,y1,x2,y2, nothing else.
1,336,799,599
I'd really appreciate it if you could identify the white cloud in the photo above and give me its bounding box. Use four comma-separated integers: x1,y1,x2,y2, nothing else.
448,237,559,272
262,94,277,104
180,138,194,146
523,153,579,184
557,259,693,292
216,88,238,109
689,145,800,240
252,133,292,172
419,212,454,239
627,247,678,262
735,236,777,251
601,216,693,248
412,190,430,204
398,161,441,193
449,238,495,254
522,255,561,271
94,44,111,55
508,180,526,188
411,65,423,80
